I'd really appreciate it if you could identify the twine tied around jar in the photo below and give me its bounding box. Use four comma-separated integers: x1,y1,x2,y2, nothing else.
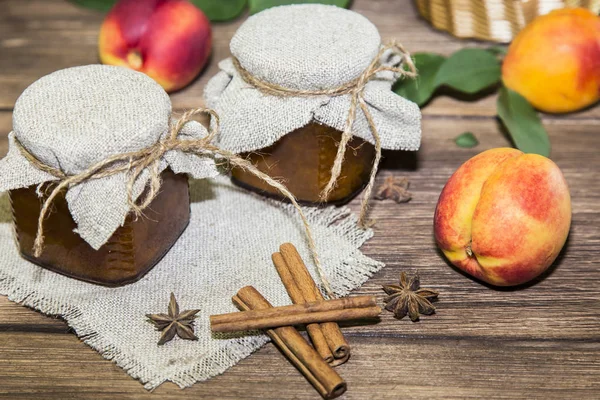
232,39,418,227
14,108,336,299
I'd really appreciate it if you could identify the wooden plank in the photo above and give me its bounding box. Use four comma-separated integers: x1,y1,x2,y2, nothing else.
0,0,241,110
0,112,9,156
0,332,598,399
2,0,599,120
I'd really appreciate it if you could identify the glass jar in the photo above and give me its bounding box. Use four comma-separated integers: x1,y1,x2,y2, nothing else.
232,123,375,204
0,65,217,286
205,5,421,206
11,168,189,286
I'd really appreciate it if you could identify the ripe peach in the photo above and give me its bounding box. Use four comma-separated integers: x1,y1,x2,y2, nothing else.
502,8,600,113
99,0,211,93
434,148,571,286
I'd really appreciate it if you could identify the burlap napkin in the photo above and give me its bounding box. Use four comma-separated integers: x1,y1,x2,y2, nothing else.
0,177,383,389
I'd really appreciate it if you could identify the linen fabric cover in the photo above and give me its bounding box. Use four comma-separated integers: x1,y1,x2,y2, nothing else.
205,4,422,154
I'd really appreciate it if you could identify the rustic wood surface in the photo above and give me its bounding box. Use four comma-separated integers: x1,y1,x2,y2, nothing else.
0,0,599,399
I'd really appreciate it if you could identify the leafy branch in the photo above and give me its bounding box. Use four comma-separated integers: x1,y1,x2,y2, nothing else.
71,0,351,21
393,48,551,157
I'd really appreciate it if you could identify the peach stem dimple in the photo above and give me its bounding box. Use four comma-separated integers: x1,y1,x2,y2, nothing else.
465,241,473,257
126,50,143,70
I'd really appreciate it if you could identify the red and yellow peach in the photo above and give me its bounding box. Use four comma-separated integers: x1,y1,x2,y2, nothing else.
99,0,211,93
434,148,571,286
502,8,600,113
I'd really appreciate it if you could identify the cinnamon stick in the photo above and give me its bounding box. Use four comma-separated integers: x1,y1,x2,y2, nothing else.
211,305,381,332
211,295,376,326
272,252,334,363
279,243,351,360
233,286,346,400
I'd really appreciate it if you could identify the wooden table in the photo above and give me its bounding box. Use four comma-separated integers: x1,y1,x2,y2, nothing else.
1,1,599,398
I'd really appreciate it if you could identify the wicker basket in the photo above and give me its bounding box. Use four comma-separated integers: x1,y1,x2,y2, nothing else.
416,0,600,42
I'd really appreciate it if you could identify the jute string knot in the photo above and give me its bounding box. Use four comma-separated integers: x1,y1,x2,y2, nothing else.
15,108,336,299
232,39,417,227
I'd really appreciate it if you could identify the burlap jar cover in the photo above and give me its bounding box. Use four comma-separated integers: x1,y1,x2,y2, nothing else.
0,65,219,251
205,4,422,225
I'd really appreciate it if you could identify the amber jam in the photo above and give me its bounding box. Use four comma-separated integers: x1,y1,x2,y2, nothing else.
231,122,376,204
10,168,189,286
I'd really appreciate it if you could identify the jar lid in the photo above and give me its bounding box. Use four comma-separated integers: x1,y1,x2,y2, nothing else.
13,65,171,176
230,4,381,91
206,5,421,155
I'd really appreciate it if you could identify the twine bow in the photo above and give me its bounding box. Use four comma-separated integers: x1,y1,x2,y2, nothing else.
16,109,336,299
232,39,417,227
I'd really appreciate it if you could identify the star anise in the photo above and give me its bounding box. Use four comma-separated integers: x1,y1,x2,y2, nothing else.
146,293,200,345
374,176,412,203
382,272,439,321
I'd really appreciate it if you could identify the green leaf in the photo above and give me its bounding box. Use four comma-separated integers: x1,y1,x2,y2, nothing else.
486,46,508,57
497,86,551,157
434,48,501,94
191,0,247,21
455,132,479,148
394,53,446,106
248,0,350,14
70,0,116,11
